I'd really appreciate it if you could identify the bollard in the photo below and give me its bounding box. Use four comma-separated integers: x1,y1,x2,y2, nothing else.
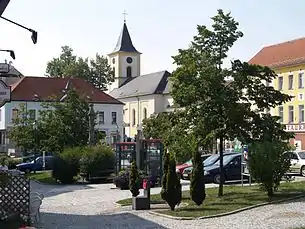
143,178,151,203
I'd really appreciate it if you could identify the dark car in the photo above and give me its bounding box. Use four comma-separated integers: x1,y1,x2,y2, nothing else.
182,152,237,180
204,153,242,183
16,156,55,173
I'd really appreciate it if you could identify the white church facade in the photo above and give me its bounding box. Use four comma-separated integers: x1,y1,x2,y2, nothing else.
107,22,174,138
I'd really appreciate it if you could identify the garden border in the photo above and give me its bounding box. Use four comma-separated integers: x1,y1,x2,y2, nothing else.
148,194,305,220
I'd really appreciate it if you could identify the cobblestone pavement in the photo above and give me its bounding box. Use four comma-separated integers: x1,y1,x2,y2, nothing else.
33,178,305,229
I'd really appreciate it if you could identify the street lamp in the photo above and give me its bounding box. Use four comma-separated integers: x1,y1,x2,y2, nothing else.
0,15,38,44
0,49,15,59
0,0,10,17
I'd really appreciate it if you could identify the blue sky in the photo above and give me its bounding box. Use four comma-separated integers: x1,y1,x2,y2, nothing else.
1,0,305,76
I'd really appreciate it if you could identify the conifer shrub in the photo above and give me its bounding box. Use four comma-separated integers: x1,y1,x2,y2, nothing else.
160,150,170,201
129,161,140,197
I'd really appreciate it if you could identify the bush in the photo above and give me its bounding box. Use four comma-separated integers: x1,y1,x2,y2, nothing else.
0,156,22,169
52,147,83,184
80,145,115,179
190,151,206,206
248,140,291,196
165,154,182,210
129,161,140,197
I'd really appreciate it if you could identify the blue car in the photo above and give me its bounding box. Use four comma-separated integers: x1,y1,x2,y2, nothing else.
16,156,55,173
204,153,242,183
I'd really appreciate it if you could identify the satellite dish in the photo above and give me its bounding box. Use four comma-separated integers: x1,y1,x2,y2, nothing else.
0,0,10,17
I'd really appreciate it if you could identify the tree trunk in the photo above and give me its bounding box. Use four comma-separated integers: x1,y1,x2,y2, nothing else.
218,135,224,197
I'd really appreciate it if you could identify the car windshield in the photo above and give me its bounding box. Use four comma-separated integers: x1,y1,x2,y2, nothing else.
214,154,237,166
203,155,219,166
298,151,305,159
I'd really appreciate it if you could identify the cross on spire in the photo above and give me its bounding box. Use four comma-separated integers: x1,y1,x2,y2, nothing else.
122,10,128,23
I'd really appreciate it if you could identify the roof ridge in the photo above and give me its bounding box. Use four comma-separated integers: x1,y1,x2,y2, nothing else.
263,37,305,49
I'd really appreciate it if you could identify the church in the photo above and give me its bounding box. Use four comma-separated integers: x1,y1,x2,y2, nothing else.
107,22,174,138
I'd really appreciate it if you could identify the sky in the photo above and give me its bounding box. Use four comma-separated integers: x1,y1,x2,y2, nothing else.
1,0,305,77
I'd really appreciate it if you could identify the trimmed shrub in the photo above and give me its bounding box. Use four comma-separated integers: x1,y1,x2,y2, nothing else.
52,147,83,184
165,154,182,210
190,151,206,205
80,145,115,179
160,151,170,201
129,161,140,197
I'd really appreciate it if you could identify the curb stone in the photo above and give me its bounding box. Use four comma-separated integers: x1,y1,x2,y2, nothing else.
149,194,305,220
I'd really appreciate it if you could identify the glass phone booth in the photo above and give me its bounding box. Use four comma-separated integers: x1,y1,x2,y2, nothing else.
115,142,136,174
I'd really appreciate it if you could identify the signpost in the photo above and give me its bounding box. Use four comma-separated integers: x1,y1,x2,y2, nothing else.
0,80,11,107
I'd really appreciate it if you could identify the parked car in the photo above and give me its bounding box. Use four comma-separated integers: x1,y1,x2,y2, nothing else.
204,153,242,183
16,156,55,173
182,152,238,180
176,154,212,179
287,151,305,176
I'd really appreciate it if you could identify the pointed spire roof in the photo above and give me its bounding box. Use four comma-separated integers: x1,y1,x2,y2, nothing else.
111,23,141,54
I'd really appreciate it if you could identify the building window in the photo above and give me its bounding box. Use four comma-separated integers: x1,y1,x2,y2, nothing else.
143,107,147,120
112,67,115,75
12,109,18,121
279,106,283,123
299,105,305,123
288,74,293,90
299,72,304,89
98,111,104,124
288,105,294,123
278,76,283,90
28,109,36,120
126,66,132,78
132,109,136,126
112,112,117,124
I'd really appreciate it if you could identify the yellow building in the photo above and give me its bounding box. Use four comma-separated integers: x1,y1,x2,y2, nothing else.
249,37,305,150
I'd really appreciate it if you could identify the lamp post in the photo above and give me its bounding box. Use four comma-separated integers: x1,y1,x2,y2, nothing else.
136,125,143,169
0,49,15,59
0,15,38,44
32,120,38,173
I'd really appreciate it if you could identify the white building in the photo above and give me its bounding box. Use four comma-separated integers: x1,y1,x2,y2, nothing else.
107,22,173,138
0,76,124,153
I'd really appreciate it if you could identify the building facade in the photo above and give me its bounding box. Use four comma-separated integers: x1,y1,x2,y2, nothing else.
249,37,305,150
107,22,173,138
0,76,124,154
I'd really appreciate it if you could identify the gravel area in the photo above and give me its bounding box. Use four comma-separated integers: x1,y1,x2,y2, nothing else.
31,178,305,229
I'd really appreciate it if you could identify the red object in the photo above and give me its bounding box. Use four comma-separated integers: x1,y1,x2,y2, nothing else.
143,179,147,189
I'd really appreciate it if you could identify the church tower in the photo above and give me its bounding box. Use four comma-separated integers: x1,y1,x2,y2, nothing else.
107,21,141,92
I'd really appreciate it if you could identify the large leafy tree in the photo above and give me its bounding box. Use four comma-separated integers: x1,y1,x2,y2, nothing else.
38,88,93,153
170,9,291,196
46,46,114,90
8,103,41,154
142,111,197,163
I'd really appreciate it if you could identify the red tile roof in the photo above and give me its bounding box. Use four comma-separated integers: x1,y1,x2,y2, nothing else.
10,76,124,104
249,37,305,68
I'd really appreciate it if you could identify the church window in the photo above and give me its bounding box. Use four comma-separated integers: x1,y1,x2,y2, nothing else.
127,66,132,78
143,107,147,120
132,109,136,126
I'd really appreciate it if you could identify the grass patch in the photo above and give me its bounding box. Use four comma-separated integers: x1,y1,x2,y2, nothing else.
25,171,58,185
117,182,305,218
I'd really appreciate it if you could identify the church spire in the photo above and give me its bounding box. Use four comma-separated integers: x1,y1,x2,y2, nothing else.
111,16,141,54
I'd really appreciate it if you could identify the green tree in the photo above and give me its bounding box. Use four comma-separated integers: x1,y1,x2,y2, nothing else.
190,149,206,206
248,115,293,196
165,154,182,210
46,46,114,90
170,9,291,197
38,88,92,152
129,161,140,197
8,103,41,154
142,111,197,163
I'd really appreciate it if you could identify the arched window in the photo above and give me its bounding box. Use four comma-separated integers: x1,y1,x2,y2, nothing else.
126,66,132,78
143,107,147,120
132,109,136,126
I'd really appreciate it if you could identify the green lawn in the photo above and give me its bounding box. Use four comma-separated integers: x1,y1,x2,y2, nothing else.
117,182,305,218
25,171,58,185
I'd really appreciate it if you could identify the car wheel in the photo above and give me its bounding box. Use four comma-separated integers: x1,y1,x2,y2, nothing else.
214,174,221,184
25,169,31,174
301,166,305,177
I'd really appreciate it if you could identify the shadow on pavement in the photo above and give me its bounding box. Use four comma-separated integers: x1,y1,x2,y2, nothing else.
41,212,168,229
